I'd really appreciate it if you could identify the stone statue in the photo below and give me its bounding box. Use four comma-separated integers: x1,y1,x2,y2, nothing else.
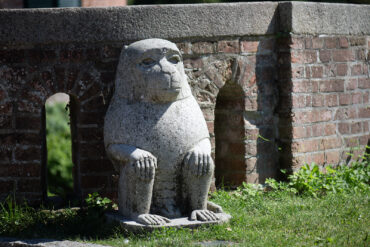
104,39,226,227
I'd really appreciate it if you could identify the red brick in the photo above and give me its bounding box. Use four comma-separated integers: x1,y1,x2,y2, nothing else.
306,37,324,49
293,110,332,124
325,94,338,107
336,63,348,76
319,79,344,92
355,49,367,61
338,122,350,134
345,137,359,147
332,50,355,62
245,97,258,111
292,139,320,153
359,135,370,145
311,152,325,165
297,50,317,64
80,159,114,173
240,41,259,53
351,64,363,76
0,180,15,193
311,66,324,78
292,126,310,139
81,175,109,189
0,163,40,177
334,108,357,120
359,107,370,118
290,37,305,49
259,38,275,52
291,80,310,93
245,157,257,173
325,151,341,165
206,121,214,135
217,40,239,53
346,79,357,90
292,95,306,108
349,37,366,46
319,137,342,150
339,94,351,105
14,146,41,161
245,142,257,156
364,122,369,132
312,124,325,137
78,127,103,142
319,50,331,63
176,42,191,55
339,37,349,48
352,92,362,104
191,42,215,54
305,95,312,107
0,115,12,129
17,179,41,192
312,95,325,107
325,123,336,136
15,116,41,130
351,122,362,134
324,37,338,49
358,78,370,89
292,66,305,79
363,92,369,104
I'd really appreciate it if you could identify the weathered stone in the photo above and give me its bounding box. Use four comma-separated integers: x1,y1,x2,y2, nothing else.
105,211,231,232
104,39,228,227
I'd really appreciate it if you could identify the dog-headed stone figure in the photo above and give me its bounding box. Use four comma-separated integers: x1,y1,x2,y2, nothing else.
104,39,223,226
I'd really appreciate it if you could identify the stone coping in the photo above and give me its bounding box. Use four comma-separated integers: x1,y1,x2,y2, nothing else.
1,2,369,46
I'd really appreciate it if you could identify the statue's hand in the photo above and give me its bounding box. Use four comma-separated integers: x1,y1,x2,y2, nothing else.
183,140,214,177
130,149,157,181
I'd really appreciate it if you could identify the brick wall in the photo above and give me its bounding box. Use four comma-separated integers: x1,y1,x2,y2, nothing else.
278,35,370,172
0,37,279,202
0,2,369,204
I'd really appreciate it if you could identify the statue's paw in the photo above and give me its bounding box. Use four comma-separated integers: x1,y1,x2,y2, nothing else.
207,201,223,213
133,153,157,181
136,214,171,225
190,210,219,222
183,149,214,177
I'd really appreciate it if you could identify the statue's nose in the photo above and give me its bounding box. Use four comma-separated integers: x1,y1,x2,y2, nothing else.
159,58,176,74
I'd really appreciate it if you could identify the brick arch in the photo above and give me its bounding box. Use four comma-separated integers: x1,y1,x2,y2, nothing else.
214,81,246,187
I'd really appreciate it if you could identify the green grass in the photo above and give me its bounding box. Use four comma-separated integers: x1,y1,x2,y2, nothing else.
0,189,368,246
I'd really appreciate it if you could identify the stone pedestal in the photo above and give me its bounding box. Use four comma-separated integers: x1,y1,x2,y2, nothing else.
105,211,231,232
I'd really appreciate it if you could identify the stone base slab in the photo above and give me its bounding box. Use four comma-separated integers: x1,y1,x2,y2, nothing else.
105,211,231,232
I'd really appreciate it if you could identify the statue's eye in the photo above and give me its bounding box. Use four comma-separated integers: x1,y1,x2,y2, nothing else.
140,58,155,66
168,55,180,64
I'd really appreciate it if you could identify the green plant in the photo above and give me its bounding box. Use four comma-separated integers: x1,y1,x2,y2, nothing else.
266,149,369,197
85,192,117,213
0,196,36,235
46,102,73,197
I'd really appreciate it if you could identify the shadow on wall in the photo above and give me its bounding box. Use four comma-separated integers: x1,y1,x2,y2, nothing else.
214,7,281,187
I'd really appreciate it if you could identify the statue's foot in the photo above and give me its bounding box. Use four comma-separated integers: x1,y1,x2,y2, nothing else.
207,201,223,213
190,209,220,222
136,214,171,225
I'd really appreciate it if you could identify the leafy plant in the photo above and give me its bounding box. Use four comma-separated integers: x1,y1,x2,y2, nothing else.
46,102,73,197
85,192,117,217
266,149,369,197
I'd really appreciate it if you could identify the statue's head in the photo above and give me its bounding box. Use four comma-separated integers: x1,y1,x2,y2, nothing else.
115,38,192,103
